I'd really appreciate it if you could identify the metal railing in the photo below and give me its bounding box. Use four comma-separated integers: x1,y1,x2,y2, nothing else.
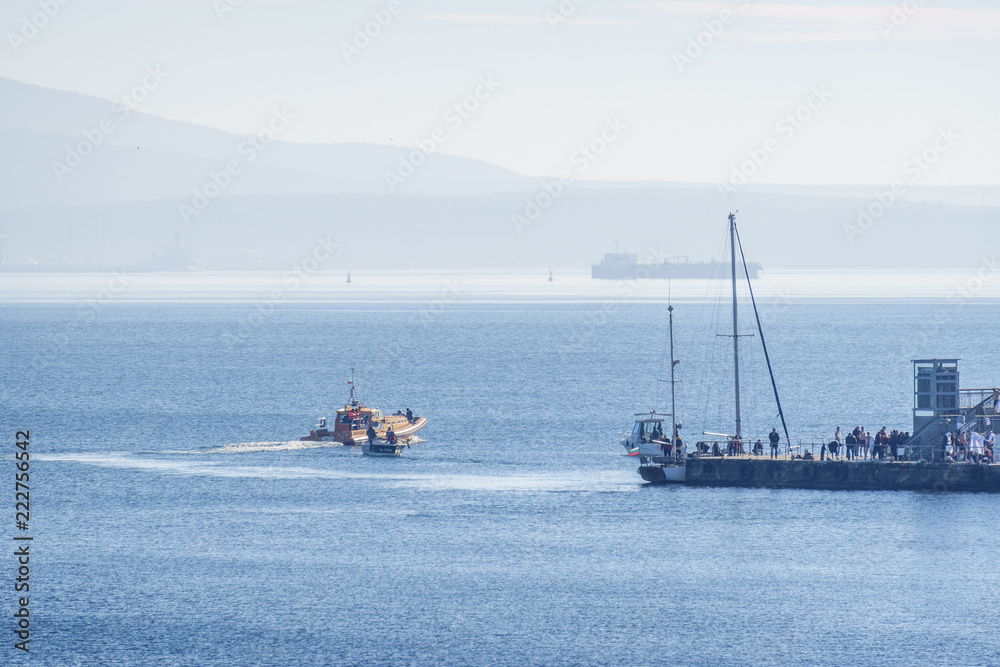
692,439,805,459
959,388,999,409
679,435,992,464
689,438,931,461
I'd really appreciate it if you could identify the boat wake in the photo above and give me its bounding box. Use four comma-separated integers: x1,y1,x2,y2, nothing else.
34,452,638,491
209,440,343,454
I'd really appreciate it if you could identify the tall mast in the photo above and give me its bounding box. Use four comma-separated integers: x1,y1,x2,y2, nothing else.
734,222,791,450
729,212,742,441
349,367,357,405
668,303,678,443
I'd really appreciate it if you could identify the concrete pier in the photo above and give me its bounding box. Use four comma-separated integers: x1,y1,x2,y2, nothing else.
681,458,1000,492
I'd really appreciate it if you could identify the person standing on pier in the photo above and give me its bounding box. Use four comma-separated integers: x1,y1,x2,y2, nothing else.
769,428,780,459
957,431,969,461
829,427,841,460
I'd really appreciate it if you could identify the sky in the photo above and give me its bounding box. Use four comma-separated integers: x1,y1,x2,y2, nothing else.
1,0,998,186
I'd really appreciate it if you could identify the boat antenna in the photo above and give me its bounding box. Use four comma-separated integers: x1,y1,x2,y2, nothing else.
348,367,358,406
733,218,791,449
729,212,742,441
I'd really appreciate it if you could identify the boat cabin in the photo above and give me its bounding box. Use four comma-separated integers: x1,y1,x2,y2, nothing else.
335,405,374,432
623,415,671,457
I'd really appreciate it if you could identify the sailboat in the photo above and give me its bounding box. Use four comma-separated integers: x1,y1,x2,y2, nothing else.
626,302,687,483
627,212,790,484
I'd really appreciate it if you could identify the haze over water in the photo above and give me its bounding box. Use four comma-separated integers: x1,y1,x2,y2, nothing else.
3,0,999,663
3,268,1000,303
5,295,999,666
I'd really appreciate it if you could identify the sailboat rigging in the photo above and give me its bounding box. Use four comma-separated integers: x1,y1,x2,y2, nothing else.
704,213,788,447
625,212,789,484
733,215,791,448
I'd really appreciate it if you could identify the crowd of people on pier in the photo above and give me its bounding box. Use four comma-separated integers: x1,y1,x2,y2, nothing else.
822,426,911,461
690,431,775,459
688,423,996,464
942,428,995,464
661,422,996,465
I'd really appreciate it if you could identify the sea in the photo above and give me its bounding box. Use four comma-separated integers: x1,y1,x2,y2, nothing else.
3,271,999,666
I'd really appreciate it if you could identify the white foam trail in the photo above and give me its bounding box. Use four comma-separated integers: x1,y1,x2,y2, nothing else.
392,472,636,492
35,453,377,480
35,453,638,491
210,440,341,453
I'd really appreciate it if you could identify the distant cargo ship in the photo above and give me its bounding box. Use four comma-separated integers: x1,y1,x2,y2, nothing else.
591,252,761,280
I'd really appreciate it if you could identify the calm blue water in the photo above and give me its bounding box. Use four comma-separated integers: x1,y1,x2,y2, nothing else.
3,300,999,666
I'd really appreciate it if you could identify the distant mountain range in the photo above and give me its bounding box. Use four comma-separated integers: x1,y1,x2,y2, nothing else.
1,77,997,271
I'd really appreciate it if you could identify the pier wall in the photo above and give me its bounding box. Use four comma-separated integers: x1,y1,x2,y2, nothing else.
684,458,1000,492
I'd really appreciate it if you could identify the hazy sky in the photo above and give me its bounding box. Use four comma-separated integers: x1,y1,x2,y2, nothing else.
2,0,998,185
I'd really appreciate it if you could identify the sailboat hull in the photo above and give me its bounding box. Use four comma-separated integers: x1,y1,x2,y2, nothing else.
639,465,686,484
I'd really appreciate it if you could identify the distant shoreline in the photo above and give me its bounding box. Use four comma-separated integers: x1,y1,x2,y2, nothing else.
1,269,999,303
